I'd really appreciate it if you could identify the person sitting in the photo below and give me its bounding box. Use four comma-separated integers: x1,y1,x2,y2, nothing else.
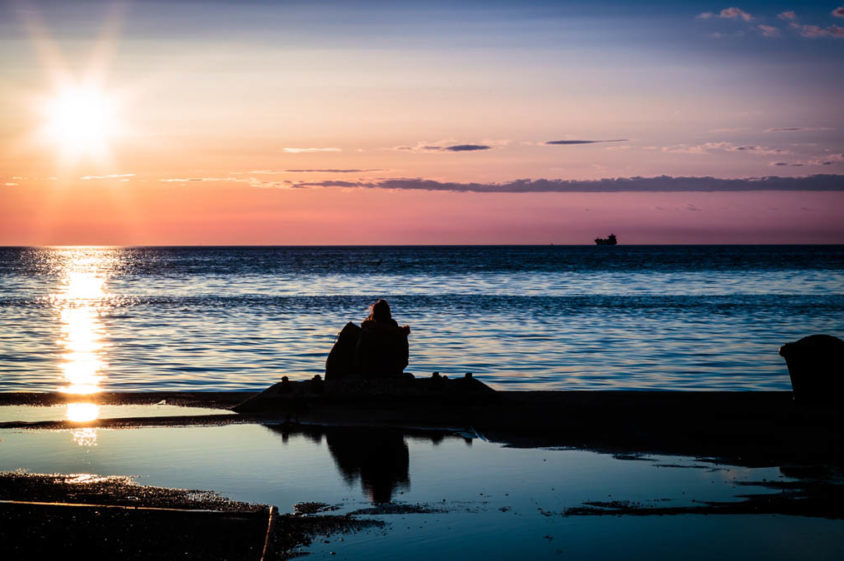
325,299,410,381
355,299,410,378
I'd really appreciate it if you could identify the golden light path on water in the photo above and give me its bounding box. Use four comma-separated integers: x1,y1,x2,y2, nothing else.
52,248,119,445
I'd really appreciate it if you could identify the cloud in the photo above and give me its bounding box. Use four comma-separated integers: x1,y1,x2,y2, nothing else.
769,162,807,167
699,7,753,22
283,147,342,153
545,139,628,145
720,6,753,21
731,145,788,155
790,22,844,38
708,127,746,134
758,24,780,37
662,142,787,156
442,144,491,152
774,11,844,38
80,173,135,180
768,153,844,167
394,141,492,152
248,169,380,174
291,174,844,193
159,177,290,189
764,126,833,132
296,180,361,188
809,153,844,166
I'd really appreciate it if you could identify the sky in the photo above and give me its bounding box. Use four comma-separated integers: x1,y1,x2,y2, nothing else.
1,0,843,244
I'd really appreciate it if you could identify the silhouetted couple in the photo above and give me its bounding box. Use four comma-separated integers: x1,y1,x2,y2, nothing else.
325,299,410,381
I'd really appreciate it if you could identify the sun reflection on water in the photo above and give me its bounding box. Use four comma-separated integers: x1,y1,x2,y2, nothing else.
52,248,118,400
71,428,99,447
66,402,100,423
59,307,106,394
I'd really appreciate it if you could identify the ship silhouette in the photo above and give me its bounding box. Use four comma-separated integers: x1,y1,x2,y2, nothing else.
594,233,617,246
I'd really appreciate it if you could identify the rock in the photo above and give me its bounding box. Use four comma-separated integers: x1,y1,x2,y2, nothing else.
325,322,361,381
310,375,325,394
779,334,844,404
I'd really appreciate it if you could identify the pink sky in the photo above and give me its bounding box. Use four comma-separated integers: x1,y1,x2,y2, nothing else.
1,1,842,244
2,179,842,245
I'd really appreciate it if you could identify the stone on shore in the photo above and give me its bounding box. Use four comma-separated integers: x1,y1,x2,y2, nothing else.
780,334,844,405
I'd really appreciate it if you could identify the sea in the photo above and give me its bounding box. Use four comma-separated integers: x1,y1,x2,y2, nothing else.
0,245,842,393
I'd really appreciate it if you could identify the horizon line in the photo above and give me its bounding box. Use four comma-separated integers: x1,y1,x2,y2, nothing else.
3,243,844,249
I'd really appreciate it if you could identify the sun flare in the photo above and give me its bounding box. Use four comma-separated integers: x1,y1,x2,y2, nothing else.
41,84,121,162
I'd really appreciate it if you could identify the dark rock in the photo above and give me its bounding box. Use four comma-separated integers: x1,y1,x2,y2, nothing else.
780,334,844,404
279,376,292,393
325,322,361,381
310,375,325,394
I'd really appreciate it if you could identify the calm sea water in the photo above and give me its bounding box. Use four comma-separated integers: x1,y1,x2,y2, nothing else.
0,245,842,392
3,420,843,560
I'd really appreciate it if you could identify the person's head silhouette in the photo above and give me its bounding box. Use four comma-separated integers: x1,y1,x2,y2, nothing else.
368,299,392,322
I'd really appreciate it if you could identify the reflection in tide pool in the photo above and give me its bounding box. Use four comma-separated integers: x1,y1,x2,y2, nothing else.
71,428,98,447
66,402,100,423
1,423,843,560
0,405,237,424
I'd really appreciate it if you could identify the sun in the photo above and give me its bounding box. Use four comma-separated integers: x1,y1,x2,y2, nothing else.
40,83,121,163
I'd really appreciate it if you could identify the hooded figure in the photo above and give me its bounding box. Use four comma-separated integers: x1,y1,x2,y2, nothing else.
354,299,410,378
325,299,410,381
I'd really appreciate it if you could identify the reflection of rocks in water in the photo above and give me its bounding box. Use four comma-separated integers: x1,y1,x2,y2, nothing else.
263,424,467,503
326,428,409,504
264,424,441,504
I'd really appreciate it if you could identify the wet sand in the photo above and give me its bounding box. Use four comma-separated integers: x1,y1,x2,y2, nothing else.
562,475,844,519
0,472,382,561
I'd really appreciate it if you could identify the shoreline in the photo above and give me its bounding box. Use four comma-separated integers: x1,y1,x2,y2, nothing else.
2,389,842,467
0,391,258,409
